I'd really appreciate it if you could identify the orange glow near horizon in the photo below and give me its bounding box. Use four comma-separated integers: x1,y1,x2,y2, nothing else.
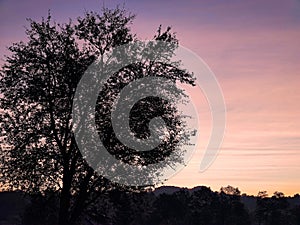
161,22,300,196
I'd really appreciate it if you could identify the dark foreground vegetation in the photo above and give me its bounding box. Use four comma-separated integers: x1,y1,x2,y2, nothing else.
0,185,299,225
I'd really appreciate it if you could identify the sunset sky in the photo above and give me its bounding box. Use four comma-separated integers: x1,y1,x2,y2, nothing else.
1,0,300,196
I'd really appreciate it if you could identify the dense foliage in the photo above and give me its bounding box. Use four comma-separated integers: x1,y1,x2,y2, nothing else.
0,7,194,225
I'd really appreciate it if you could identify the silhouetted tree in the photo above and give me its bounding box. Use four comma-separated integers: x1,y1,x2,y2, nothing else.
269,192,290,225
189,186,217,225
150,192,189,225
217,186,250,225
256,191,293,225
129,191,156,225
291,205,300,225
0,7,195,225
220,185,241,196
256,191,269,225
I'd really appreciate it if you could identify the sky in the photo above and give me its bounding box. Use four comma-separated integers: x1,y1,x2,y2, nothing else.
0,0,300,196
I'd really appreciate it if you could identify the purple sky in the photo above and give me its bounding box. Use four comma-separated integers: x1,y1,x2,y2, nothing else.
1,0,300,195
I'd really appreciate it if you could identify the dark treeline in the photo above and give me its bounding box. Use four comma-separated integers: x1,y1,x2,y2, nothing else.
1,185,299,225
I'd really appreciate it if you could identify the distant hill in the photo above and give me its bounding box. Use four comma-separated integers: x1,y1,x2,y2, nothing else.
153,185,216,195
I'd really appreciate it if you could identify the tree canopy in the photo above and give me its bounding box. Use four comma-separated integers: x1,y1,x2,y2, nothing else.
0,7,195,225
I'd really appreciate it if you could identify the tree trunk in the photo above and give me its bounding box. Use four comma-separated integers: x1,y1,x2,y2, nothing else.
69,168,94,225
58,163,72,225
